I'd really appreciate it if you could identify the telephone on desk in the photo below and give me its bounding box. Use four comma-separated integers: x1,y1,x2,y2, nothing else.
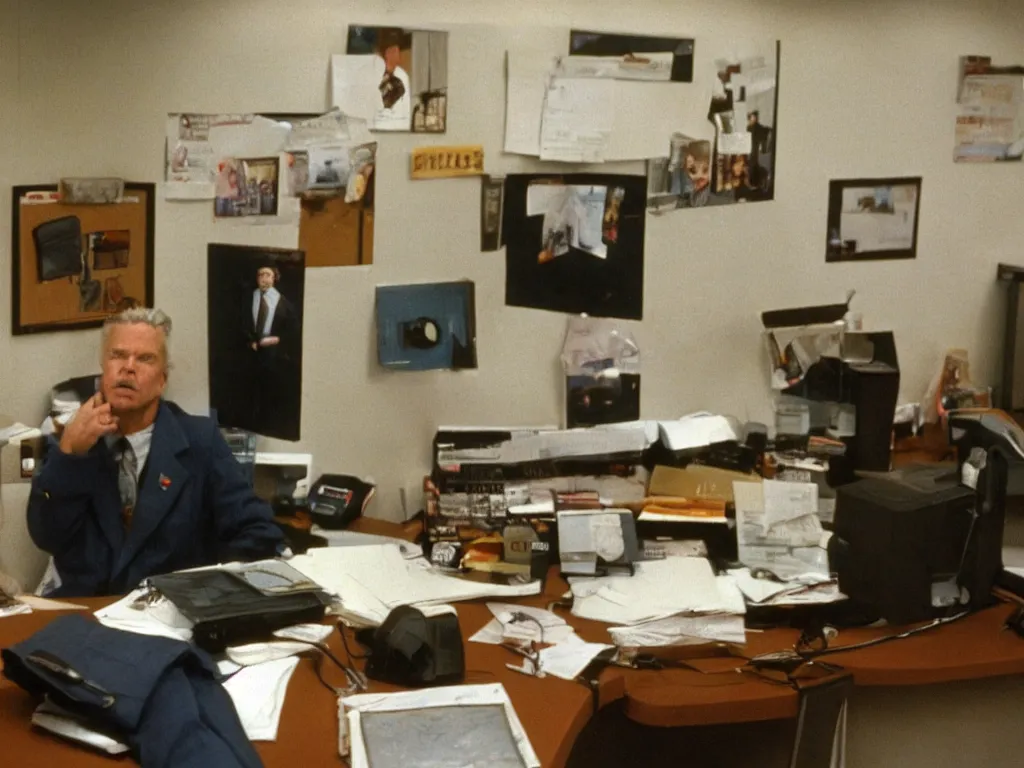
306,474,376,530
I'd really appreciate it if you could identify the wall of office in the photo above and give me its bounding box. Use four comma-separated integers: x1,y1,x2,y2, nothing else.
1,0,1023,546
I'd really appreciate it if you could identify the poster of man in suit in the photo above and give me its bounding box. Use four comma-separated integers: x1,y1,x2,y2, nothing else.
207,244,304,440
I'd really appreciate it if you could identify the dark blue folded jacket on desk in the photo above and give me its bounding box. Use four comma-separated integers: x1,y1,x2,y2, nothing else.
1,614,263,768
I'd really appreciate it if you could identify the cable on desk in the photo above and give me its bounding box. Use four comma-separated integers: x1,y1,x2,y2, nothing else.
281,637,367,695
793,610,969,660
745,610,971,678
501,611,546,643
337,622,368,661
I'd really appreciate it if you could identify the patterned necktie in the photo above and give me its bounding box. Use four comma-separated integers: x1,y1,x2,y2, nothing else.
256,292,269,337
116,437,138,530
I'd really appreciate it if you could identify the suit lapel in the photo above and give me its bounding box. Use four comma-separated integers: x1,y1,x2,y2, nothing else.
112,402,190,580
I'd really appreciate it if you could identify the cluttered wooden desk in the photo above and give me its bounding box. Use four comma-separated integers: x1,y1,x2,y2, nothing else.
5,549,1024,768
4,575,1024,768
0,577,602,768
6,421,1024,767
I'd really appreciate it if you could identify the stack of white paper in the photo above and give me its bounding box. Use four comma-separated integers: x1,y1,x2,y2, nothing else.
222,623,334,668
469,602,580,646
308,525,422,558
31,698,130,755
730,568,845,606
570,557,728,624
658,412,739,452
569,558,746,646
437,424,650,466
536,641,613,680
290,544,540,627
609,612,746,647
733,480,831,579
0,601,32,619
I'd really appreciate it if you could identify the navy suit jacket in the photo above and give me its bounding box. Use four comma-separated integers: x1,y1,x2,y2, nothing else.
28,400,284,597
3,614,263,767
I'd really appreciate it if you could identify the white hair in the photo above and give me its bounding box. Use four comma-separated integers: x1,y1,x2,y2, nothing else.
101,307,173,371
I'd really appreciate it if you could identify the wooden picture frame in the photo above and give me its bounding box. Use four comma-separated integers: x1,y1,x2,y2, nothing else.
825,177,922,263
11,182,155,335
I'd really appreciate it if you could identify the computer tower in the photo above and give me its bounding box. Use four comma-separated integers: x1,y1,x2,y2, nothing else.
846,332,900,472
829,466,977,624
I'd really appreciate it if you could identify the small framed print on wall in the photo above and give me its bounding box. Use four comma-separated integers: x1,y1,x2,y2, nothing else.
826,177,922,263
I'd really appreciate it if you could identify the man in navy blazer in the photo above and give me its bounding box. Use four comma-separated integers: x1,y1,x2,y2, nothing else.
28,308,284,597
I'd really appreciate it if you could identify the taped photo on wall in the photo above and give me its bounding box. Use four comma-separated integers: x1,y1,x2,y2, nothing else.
207,244,305,441
534,184,610,262
89,230,130,271
307,146,350,191
504,173,645,321
480,175,505,252
340,26,449,133
567,30,694,82
646,135,711,212
561,315,641,429
214,157,280,218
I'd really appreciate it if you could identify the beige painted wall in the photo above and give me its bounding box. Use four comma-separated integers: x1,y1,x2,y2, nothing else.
0,0,1023,585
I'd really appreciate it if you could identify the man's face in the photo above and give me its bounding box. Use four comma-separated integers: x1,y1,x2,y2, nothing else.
384,44,400,70
101,323,168,415
684,153,710,191
257,267,275,291
748,113,758,129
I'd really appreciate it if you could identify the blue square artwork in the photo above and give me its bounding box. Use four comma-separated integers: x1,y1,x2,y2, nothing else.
375,280,477,371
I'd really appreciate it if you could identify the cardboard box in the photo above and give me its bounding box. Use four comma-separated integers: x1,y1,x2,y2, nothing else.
648,464,760,504
761,299,850,391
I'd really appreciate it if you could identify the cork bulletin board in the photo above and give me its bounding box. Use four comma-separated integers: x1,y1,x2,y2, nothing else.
298,194,374,268
11,183,155,335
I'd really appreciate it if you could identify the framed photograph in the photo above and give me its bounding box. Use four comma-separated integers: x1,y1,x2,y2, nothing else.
826,177,922,263
11,182,155,335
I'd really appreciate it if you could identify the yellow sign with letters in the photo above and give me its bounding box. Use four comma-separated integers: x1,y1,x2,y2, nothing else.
410,145,485,180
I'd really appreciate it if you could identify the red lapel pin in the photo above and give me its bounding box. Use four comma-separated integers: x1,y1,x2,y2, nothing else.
159,474,172,490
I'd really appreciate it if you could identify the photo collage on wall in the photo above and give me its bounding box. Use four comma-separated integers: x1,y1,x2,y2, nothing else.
646,41,780,212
